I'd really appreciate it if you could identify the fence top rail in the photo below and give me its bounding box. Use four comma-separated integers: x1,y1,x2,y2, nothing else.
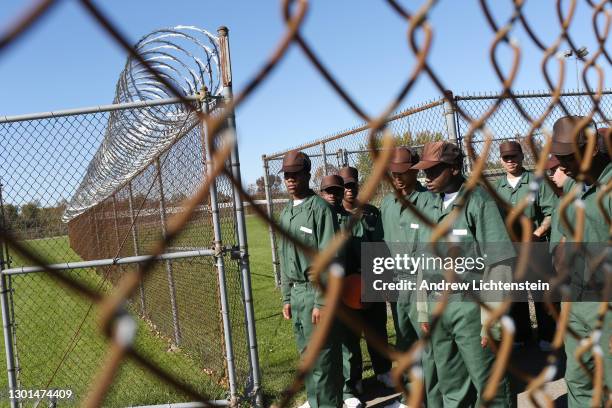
454,88,612,101
0,94,206,124
264,98,445,160
264,88,612,161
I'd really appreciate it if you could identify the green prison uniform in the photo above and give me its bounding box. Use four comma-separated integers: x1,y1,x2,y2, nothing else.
378,183,444,407
337,204,391,399
420,182,514,407
279,192,343,408
494,169,558,342
553,162,612,408
493,168,557,228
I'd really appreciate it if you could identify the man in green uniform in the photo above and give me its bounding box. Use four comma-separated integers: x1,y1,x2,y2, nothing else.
337,167,394,400
279,150,343,408
550,116,611,407
413,141,513,407
319,174,364,408
377,147,443,408
494,141,558,349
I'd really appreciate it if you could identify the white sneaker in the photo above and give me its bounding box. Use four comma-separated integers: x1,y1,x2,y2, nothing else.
383,400,409,408
376,370,395,388
344,397,363,408
297,401,310,408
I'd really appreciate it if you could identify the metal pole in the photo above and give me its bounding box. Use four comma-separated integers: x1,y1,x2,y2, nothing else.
128,182,147,317
0,183,18,408
444,90,471,173
3,248,216,276
218,25,262,407
112,194,121,255
0,94,202,124
92,208,101,258
201,97,238,402
321,142,329,175
443,90,459,146
155,159,182,346
262,155,281,288
575,57,583,115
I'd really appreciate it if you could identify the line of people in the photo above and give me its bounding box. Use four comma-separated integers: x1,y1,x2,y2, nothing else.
277,115,611,408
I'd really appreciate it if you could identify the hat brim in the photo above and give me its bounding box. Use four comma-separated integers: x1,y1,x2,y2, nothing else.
341,177,358,184
411,160,440,170
388,162,414,173
321,183,344,191
545,157,560,170
499,148,522,156
550,141,578,156
280,164,305,173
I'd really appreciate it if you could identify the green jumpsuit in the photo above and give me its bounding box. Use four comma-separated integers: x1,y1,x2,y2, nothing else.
421,182,514,407
553,162,612,407
378,184,444,407
337,204,391,399
493,169,557,227
279,192,343,408
494,169,558,343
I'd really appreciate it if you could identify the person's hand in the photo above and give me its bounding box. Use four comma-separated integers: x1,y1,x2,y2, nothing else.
282,304,292,320
481,336,488,349
312,307,321,324
420,323,430,334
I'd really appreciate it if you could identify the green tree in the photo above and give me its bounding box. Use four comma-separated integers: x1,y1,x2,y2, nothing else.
20,201,41,229
1,204,19,230
355,130,444,183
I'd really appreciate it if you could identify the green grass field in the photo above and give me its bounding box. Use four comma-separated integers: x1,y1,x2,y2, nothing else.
0,215,396,407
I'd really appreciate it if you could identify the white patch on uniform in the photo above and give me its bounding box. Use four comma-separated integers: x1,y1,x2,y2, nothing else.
410,223,420,229
452,229,468,236
300,226,313,234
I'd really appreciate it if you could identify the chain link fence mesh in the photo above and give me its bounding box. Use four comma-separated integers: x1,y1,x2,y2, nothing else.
263,89,612,286
0,99,251,405
0,1,611,407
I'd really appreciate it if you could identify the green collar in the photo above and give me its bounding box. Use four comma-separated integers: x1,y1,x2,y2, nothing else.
498,169,530,189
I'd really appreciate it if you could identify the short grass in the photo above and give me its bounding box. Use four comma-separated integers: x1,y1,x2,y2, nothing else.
0,237,225,407
0,216,397,407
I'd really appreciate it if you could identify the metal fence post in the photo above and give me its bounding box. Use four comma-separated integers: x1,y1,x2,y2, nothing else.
92,208,101,258
321,142,329,175
112,194,121,254
127,182,147,317
201,98,238,402
155,159,182,346
443,90,470,172
0,182,18,408
262,155,281,288
218,25,262,407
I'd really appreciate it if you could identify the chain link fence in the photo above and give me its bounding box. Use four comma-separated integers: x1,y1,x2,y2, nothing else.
262,89,612,286
1,1,611,407
0,96,255,406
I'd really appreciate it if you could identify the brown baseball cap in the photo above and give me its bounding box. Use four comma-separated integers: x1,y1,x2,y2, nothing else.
338,166,358,184
551,116,593,156
499,141,523,156
389,147,419,173
545,155,560,170
281,150,311,173
320,175,344,191
412,141,463,170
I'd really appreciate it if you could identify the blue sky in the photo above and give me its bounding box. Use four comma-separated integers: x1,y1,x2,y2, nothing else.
0,0,606,191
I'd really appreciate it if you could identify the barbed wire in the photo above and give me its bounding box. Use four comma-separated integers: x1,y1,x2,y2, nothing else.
0,0,609,407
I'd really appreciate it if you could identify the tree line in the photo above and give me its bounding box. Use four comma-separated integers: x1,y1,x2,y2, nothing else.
1,201,67,239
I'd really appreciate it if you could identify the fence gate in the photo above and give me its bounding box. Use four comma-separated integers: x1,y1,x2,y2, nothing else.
0,26,260,407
